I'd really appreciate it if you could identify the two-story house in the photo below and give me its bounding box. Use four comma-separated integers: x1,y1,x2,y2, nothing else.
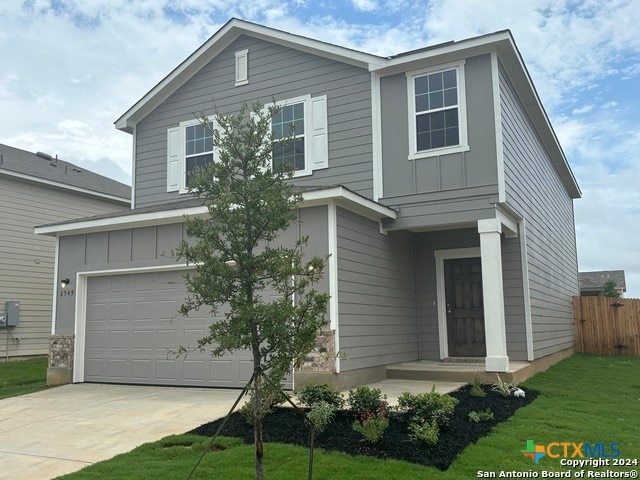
37,19,580,389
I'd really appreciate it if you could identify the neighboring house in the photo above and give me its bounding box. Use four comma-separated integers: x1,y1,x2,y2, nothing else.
0,143,130,360
579,270,626,297
36,19,580,389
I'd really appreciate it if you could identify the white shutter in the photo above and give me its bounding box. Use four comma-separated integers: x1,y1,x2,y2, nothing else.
310,95,328,170
167,126,181,192
235,49,249,86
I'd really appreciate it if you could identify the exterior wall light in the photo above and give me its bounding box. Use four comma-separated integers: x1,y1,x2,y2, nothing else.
60,278,70,289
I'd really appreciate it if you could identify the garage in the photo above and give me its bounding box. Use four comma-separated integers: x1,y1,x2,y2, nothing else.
83,269,258,388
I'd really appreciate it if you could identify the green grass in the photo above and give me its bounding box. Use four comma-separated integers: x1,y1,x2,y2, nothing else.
0,357,50,399
58,354,640,479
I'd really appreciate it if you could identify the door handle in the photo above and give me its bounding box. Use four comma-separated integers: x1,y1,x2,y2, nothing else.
446,303,452,314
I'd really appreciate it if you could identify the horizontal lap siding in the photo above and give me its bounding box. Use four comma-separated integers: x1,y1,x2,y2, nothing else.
499,63,578,359
336,207,417,371
135,35,373,208
0,176,126,357
55,206,329,335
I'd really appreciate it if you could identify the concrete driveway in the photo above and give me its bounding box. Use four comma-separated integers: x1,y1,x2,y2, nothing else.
0,383,241,480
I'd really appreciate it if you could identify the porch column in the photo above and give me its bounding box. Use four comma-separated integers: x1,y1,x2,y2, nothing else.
478,218,509,372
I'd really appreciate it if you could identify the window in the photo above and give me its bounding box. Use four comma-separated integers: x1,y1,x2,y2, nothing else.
265,94,328,177
166,116,217,193
185,122,214,187
407,61,468,158
271,102,305,172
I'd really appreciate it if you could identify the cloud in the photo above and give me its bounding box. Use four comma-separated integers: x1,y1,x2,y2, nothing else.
351,0,378,12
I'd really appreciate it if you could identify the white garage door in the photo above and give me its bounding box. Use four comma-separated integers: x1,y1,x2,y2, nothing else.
84,269,274,388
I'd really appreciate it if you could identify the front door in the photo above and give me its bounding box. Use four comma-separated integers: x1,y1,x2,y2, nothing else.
444,257,486,357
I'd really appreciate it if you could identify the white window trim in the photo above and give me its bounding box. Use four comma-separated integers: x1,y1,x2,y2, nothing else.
407,60,469,160
266,94,314,178
179,115,217,194
235,49,249,86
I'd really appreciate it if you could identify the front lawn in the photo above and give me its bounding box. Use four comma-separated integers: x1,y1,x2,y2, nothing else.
58,354,640,479
0,357,49,400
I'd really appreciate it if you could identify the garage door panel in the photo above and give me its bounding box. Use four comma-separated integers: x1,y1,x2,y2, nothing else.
84,269,290,388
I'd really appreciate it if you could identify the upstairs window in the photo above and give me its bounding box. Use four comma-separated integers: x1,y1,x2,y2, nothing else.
185,123,214,187
271,102,305,172
407,61,468,159
265,94,328,177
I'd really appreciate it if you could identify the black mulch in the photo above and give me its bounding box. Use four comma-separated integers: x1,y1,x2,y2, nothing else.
188,385,538,470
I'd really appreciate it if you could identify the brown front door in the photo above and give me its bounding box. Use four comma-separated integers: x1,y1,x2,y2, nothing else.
445,257,486,357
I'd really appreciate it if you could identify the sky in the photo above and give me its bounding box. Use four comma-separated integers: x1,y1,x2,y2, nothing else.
0,0,638,296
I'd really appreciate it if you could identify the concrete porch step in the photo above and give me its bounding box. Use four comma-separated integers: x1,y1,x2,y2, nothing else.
386,360,532,384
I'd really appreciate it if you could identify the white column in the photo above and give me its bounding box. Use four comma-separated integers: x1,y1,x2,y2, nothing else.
478,218,510,372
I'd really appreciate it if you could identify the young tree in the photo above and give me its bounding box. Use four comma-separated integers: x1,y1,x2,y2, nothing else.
601,279,621,298
175,102,329,480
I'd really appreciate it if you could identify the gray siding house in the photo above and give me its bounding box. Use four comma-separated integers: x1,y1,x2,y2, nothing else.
0,144,130,360
37,19,580,389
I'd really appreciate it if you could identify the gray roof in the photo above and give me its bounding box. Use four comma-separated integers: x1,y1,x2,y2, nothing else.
0,143,131,201
579,270,626,293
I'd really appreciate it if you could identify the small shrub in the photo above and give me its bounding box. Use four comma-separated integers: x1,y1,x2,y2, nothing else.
239,387,286,425
306,401,336,433
396,388,458,428
348,386,388,418
468,408,494,422
296,382,344,408
491,374,518,397
352,413,389,443
470,376,487,397
409,419,439,445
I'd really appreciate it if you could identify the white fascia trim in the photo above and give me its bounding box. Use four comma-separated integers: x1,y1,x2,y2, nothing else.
302,186,396,221
327,200,340,373
35,188,396,237
491,51,506,204
131,124,137,209
0,169,130,205
51,236,60,335
73,263,194,383
378,31,513,71
115,19,384,132
370,72,383,202
35,205,210,236
495,207,519,238
518,219,534,361
434,247,481,359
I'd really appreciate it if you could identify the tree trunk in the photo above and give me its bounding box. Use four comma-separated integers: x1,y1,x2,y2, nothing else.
253,350,264,480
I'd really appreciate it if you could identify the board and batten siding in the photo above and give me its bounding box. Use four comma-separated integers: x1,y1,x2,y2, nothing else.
134,34,373,208
335,207,418,371
54,206,329,335
499,62,578,359
0,175,127,357
379,54,499,231
415,228,527,361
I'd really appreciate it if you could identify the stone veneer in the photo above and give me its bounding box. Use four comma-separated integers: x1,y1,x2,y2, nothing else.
47,334,74,385
297,329,335,373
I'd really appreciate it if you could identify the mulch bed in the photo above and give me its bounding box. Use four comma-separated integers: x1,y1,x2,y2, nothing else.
189,385,538,470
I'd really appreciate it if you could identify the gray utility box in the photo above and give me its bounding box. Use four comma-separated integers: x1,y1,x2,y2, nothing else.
6,300,20,327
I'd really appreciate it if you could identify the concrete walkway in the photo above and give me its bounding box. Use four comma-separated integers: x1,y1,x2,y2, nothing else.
0,384,243,480
0,379,466,480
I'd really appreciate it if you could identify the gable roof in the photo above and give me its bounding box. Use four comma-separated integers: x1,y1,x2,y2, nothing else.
0,143,130,204
114,18,580,199
579,270,627,293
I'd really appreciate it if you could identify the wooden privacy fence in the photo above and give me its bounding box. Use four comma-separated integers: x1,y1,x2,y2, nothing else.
573,296,640,356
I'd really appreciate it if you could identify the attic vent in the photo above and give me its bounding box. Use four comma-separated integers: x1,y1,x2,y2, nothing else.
36,151,53,161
